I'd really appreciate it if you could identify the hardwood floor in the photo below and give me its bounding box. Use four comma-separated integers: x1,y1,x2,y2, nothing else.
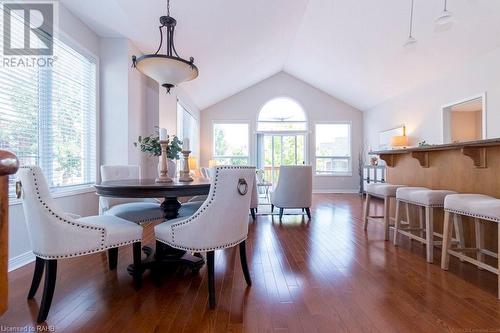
1,194,500,332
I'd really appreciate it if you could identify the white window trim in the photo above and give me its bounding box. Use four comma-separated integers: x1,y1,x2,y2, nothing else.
314,121,353,177
211,120,251,165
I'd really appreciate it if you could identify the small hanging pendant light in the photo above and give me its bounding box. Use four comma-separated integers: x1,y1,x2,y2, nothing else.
404,0,417,47
436,0,453,26
132,0,198,93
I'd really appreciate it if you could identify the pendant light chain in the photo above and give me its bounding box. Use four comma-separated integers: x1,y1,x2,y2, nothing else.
409,0,415,38
167,0,170,16
443,0,447,11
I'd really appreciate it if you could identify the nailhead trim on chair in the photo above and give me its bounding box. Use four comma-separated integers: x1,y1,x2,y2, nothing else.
33,239,142,259
157,166,255,251
445,208,500,223
366,191,394,199
20,166,141,259
156,237,247,252
396,198,444,208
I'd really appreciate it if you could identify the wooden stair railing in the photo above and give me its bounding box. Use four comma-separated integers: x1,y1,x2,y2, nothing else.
0,150,19,316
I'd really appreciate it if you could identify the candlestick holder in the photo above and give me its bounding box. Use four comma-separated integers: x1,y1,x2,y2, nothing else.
156,140,173,183
179,150,193,182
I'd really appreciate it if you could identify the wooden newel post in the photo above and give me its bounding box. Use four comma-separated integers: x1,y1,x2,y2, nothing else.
0,150,19,315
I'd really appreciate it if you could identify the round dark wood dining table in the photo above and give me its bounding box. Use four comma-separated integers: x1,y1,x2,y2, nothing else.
94,178,211,275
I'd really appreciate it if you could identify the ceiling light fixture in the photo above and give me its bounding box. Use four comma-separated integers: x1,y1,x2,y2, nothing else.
403,0,417,47
132,0,198,93
436,0,453,26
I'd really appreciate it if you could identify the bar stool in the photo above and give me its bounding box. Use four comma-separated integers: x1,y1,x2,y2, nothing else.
363,183,406,241
441,194,500,298
394,188,458,263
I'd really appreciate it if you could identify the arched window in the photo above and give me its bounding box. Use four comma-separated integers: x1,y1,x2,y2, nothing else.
257,97,307,132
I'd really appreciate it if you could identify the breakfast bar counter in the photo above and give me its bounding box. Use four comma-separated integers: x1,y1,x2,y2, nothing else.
370,138,500,196
370,137,500,252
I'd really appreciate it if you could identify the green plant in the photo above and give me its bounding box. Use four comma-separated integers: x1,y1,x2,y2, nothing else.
134,129,183,160
418,141,432,147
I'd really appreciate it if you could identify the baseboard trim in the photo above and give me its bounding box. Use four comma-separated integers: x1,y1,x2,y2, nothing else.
313,189,360,194
8,251,35,272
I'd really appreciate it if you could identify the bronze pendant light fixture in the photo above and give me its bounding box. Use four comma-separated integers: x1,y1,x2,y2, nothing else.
132,0,198,93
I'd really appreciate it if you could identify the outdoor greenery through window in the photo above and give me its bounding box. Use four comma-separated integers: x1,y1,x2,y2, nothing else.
315,123,351,175
0,18,97,197
213,123,249,165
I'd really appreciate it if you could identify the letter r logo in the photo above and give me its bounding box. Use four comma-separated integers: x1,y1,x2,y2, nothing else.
3,2,54,56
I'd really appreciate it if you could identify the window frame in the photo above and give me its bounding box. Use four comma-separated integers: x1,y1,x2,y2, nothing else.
211,120,251,166
314,121,352,177
7,29,100,205
176,99,200,164
256,96,308,133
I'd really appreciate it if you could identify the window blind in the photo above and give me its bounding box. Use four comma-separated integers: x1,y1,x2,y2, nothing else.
0,11,97,197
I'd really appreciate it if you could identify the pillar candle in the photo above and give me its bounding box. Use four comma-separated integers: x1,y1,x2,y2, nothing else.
159,128,168,141
182,138,190,151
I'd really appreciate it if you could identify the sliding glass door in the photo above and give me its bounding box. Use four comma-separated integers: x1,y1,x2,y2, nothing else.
261,134,305,183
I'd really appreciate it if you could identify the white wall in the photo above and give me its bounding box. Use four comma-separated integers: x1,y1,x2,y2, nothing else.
99,39,159,179
364,46,500,150
200,72,363,192
8,4,102,268
99,39,129,166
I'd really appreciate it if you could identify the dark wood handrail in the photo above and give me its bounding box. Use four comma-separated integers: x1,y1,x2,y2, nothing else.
0,149,19,315
0,150,19,176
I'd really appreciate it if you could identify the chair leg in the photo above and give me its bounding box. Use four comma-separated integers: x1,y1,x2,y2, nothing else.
279,208,284,220
419,206,425,238
454,214,465,262
363,194,371,230
133,242,142,290
425,207,434,263
207,251,216,308
108,247,118,270
497,223,500,299
383,197,390,241
305,208,311,219
441,211,453,270
393,200,401,246
28,257,45,299
271,204,274,213
37,260,57,323
250,208,256,220
239,241,252,286
475,218,485,269
405,202,411,227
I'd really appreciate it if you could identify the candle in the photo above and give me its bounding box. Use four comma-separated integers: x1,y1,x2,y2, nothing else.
182,138,190,151
159,128,168,141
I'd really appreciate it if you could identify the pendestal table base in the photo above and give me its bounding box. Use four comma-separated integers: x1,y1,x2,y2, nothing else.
127,242,204,277
127,196,205,277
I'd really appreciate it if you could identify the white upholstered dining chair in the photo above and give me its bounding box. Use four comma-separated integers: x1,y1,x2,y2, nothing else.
154,166,255,308
100,165,164,224
270,165,313,220
16,166,143,323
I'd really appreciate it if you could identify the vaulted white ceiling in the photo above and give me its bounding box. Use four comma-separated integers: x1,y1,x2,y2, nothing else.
61,0,500,111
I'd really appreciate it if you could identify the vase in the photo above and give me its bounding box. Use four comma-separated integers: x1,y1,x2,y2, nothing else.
157,159,177,179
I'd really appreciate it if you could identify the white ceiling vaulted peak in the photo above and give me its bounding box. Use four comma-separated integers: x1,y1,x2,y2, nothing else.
61,0,500,111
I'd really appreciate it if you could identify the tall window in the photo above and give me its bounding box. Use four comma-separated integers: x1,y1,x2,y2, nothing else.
256,97,308,182
177,102,199,158
0,16,97,197
315,123,351,175
213,123,249,165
